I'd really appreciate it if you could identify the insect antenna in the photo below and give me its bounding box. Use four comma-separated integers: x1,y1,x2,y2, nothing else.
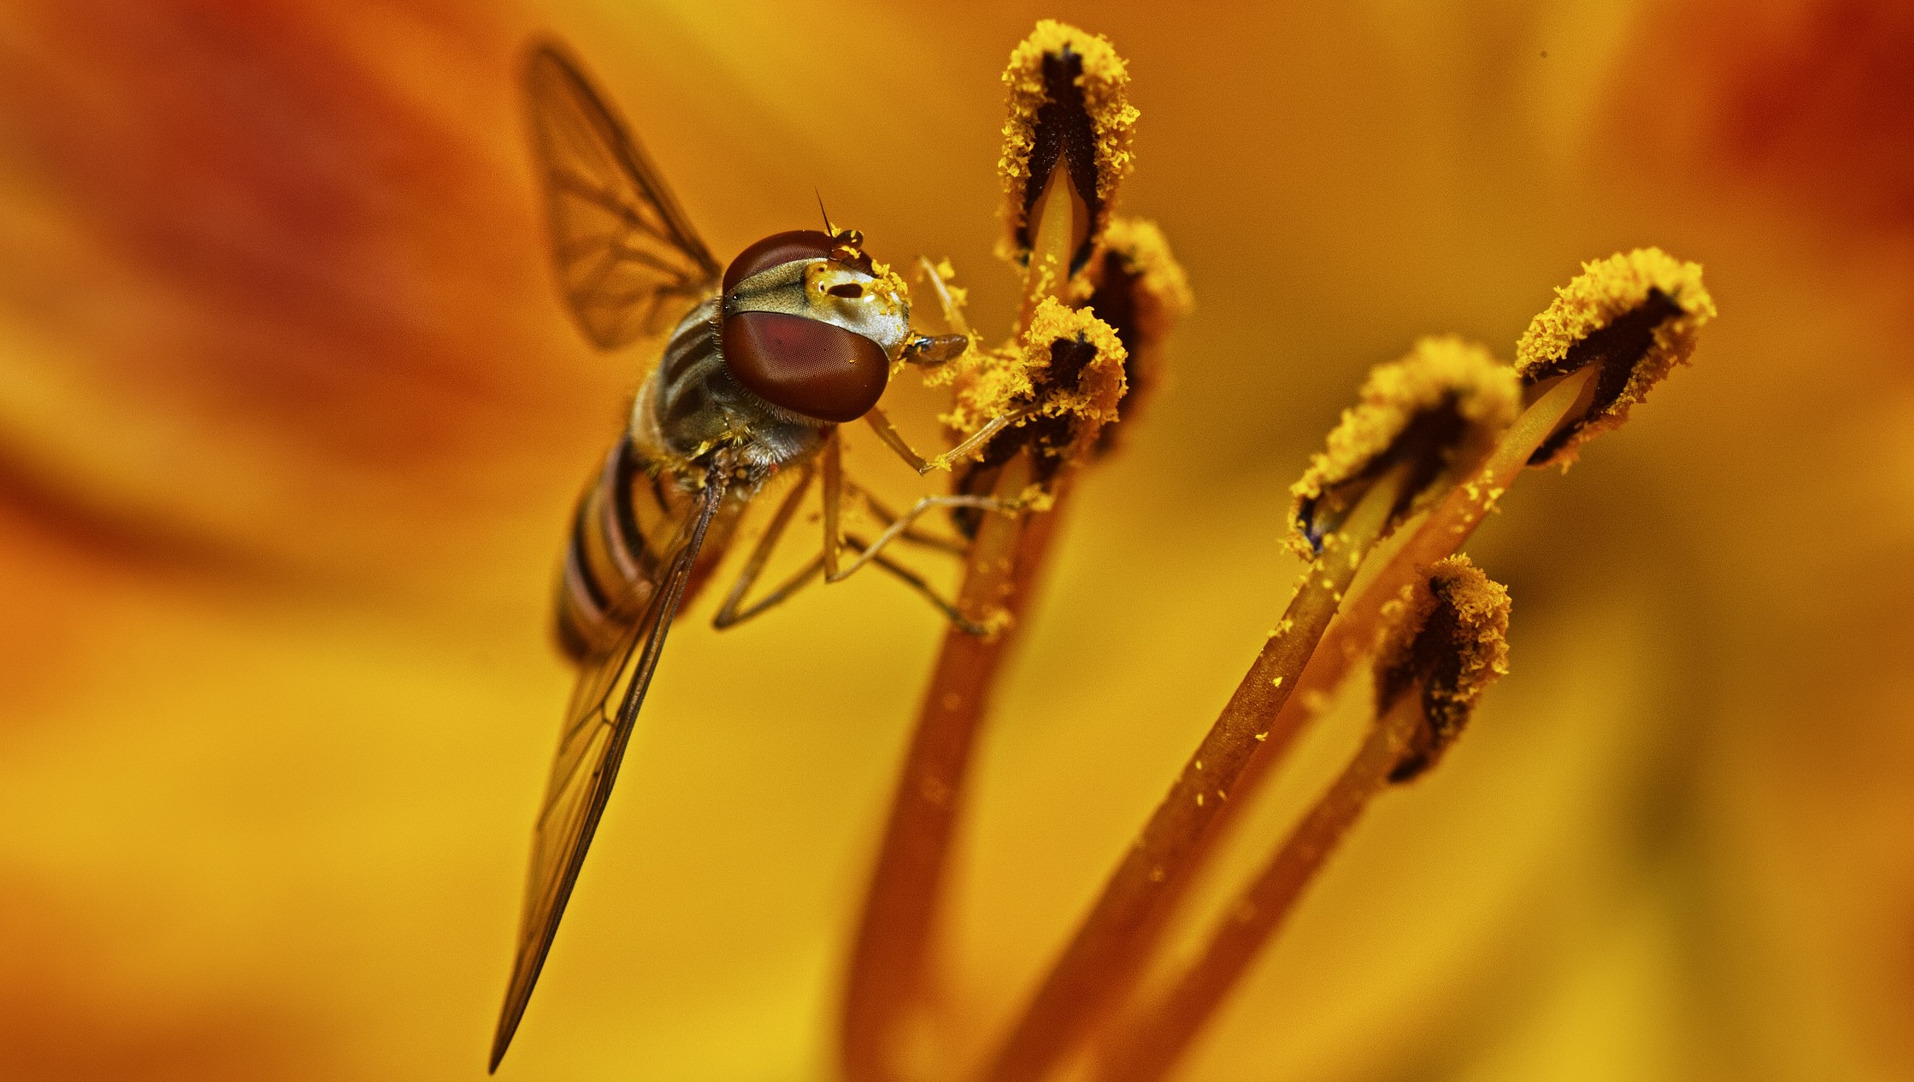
816,189,837,236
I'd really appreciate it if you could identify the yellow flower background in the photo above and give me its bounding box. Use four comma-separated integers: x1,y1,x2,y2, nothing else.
2,1,1909,1080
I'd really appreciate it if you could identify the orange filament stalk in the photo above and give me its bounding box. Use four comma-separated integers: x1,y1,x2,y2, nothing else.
983,462,1412,1082
841,454,1053,1082
1091,690,1427,1082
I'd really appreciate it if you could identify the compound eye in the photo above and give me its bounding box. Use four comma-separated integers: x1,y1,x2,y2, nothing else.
723,230,837,294
722,311,888,423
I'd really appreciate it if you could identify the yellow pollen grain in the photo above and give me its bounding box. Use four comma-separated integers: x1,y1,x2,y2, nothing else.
865,260,910,308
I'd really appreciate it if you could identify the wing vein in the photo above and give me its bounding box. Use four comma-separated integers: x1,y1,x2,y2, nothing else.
489,468,729,1071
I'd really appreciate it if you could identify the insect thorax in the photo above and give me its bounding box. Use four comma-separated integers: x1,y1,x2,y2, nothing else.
631,298,829,480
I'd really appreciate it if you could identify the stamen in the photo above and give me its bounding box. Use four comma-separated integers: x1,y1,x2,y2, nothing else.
998,20,1138,276
1196,255,1711,900
843,26,1163,1082
1091,559,1511,1082
983,440,1422,1082
983,342,1514,1082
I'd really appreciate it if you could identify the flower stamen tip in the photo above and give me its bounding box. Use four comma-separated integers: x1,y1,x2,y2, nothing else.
1289,337,1520,558
1373,556,1512,782
1516,248,1715,468
998,20,1139,276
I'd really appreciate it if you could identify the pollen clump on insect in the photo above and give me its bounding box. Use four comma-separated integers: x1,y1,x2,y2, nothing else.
998,19,1139,270
1371,556,1511,782
866,261,910,307
1515,247,1715,468
1288,336,1520,557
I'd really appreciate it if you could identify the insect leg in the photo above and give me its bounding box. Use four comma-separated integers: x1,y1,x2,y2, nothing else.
863,408,931,473
846,483,968,557
865,407,1028,476
711,462,822,629
916,255,972,337
710,553,826,628
842,532,993,636
826,491,1017,584
822,428,845,579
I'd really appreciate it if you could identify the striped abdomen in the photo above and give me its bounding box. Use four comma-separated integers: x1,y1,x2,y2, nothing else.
554,435,740,660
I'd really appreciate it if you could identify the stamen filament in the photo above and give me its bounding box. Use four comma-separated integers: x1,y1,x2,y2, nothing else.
842,454,1052,1082
1091,691,1427,1082
1144,366,1600,938
1020,163,1082,327
1281,363,1594,724
982,462,1412,1082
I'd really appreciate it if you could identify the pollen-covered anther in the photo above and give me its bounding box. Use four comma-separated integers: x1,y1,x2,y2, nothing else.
1085,217,1193,458
1371,556,1511,782
938,298,1128,475
1288,336,1520,559
1517,247,1716,468
998,19,1139,274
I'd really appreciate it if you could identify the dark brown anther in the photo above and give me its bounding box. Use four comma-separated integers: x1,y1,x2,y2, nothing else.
1513,249,1714,468
1018,48,1102,273
1085,246,1143,415
1296,402,1469,553
1081,218,1192,459
721,310,889,423
1373,558,1510,783
1522,287,1684,465
1287,338,1519,559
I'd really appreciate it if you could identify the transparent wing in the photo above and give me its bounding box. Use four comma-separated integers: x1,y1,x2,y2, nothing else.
524,42,722,349
490,474,729,1071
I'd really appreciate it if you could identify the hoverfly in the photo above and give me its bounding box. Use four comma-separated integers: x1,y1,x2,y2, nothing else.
491,41,1017,1070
